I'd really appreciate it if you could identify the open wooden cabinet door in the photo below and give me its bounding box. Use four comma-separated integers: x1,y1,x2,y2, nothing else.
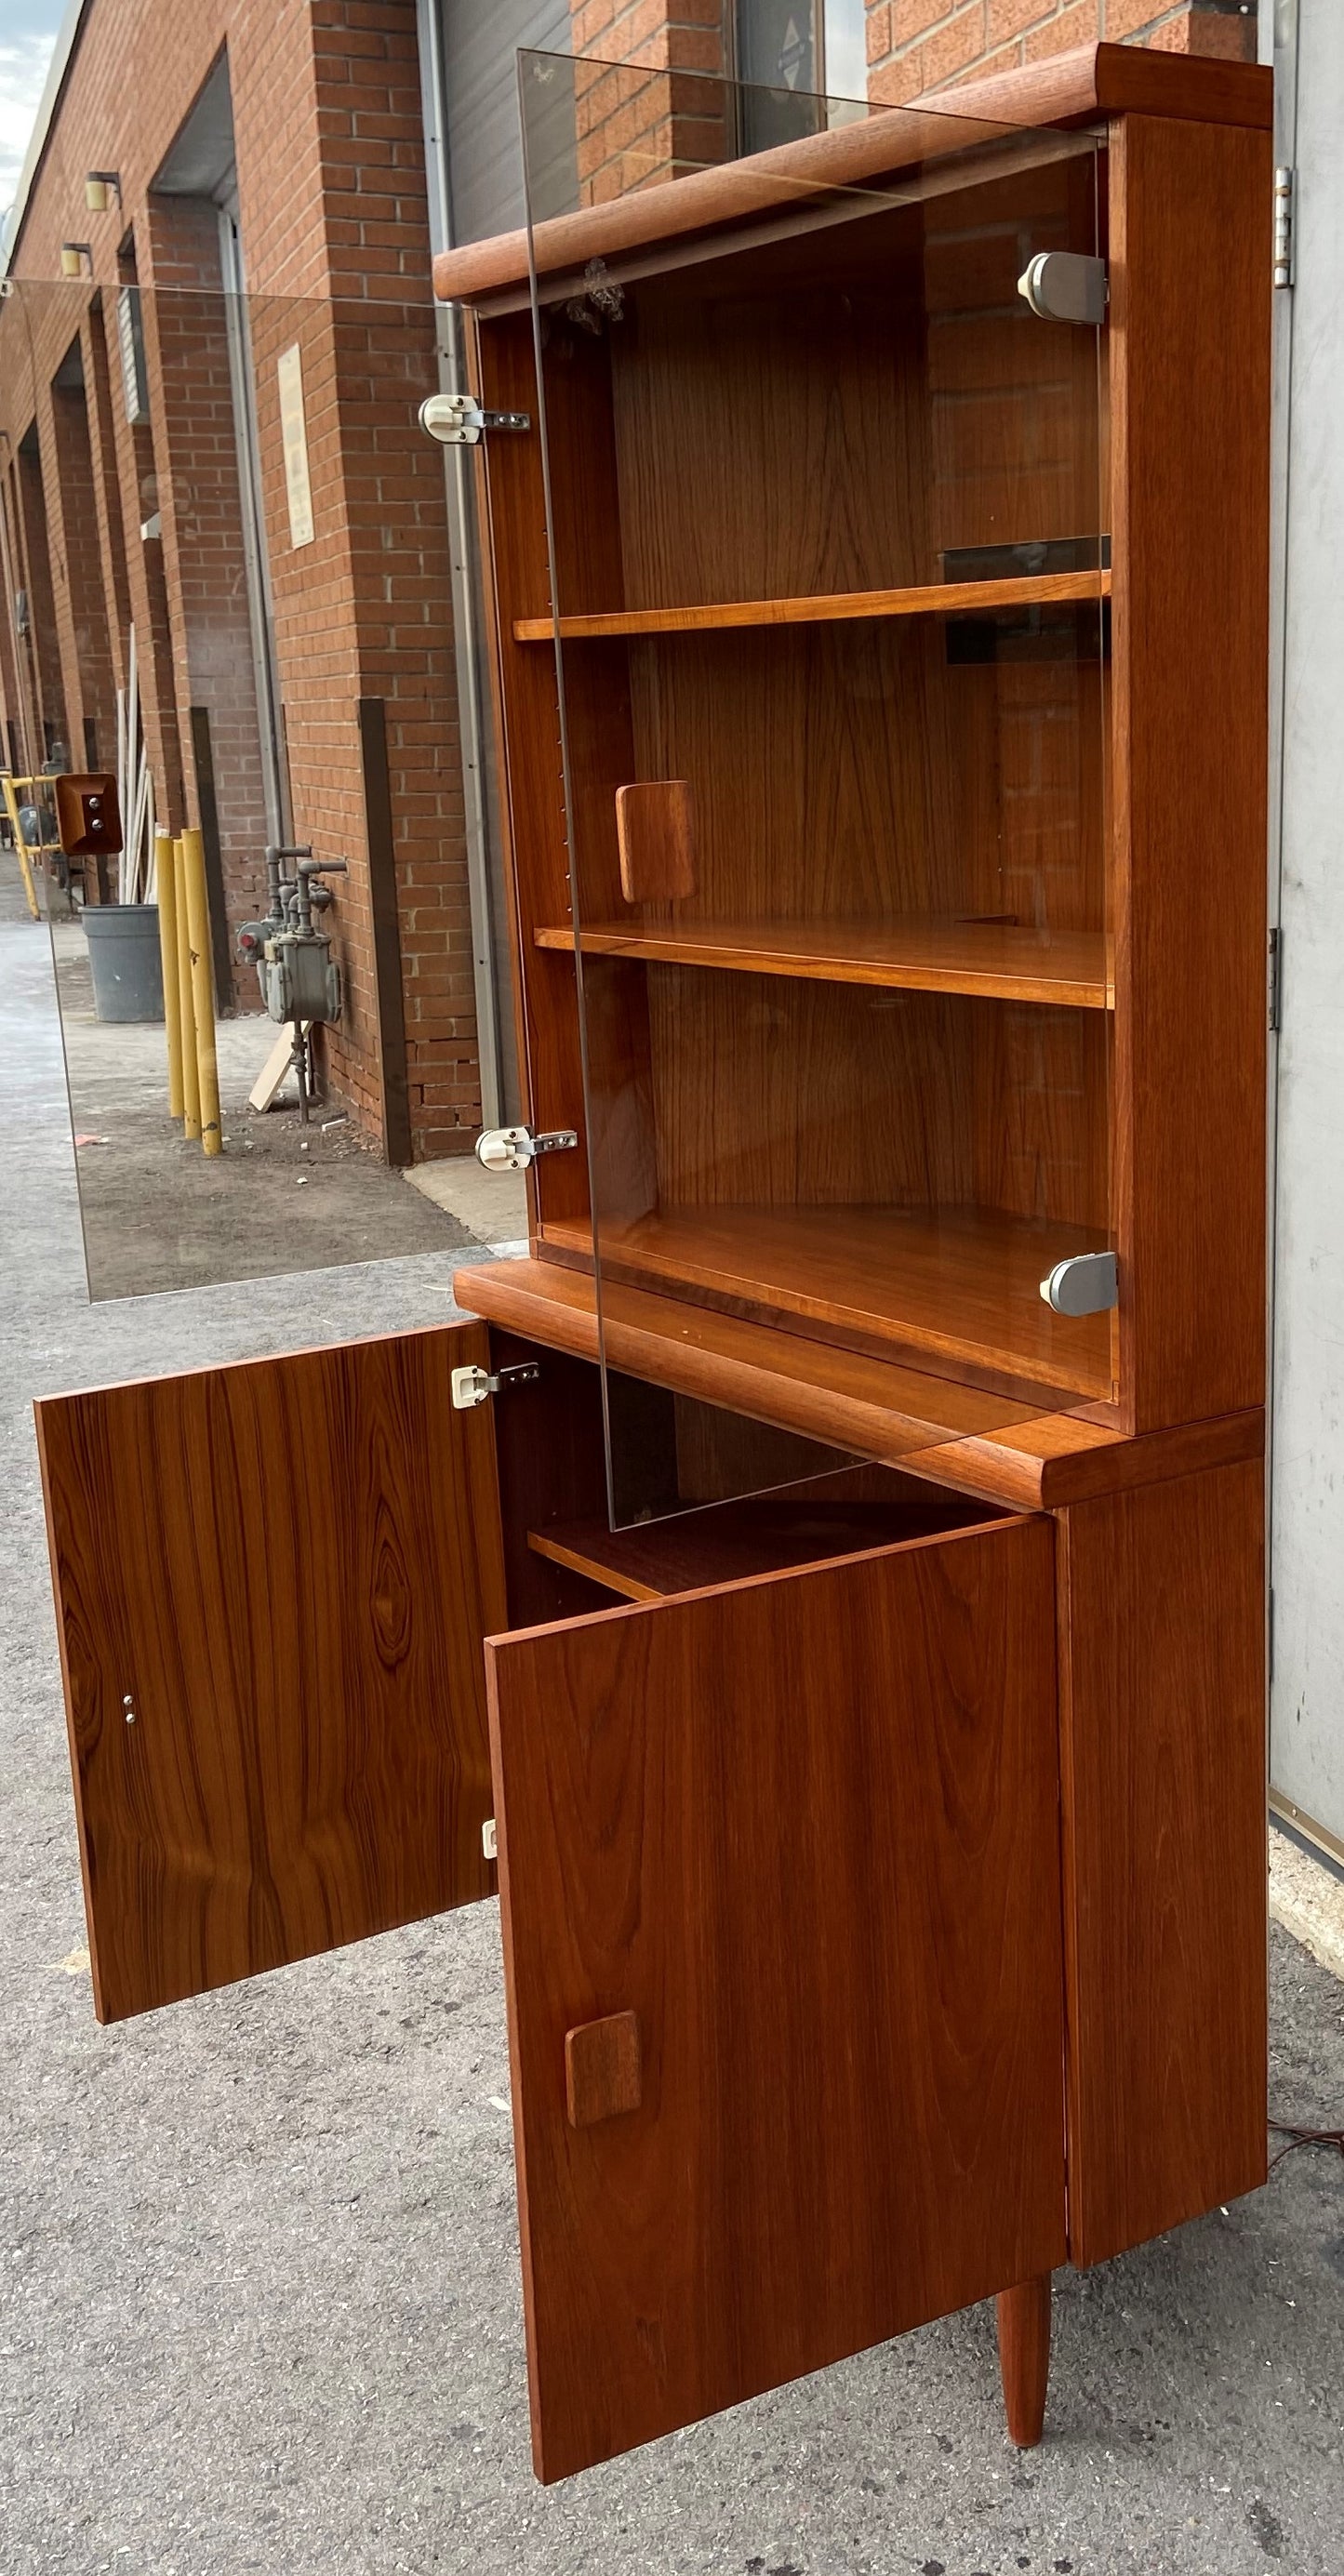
486,1516,1067,2482
35,1321,505,2023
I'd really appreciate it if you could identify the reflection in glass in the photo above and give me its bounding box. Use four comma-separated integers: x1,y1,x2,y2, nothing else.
0,280,493,1300
513,53,1113,1523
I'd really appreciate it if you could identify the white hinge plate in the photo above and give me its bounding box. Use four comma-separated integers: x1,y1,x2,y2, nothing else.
474,1122,578,1173
1273,167,1295,290
419,392,532,446
482,1818,498,1862
451,1360,540,1411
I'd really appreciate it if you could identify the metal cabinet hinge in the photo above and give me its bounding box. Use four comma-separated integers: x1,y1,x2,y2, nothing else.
1269,926,1283,1031
419,392,531,446
1018,251,1108,327
482,1818,498,1862
451,1360,540,1411
1273,167,1296,290
474,1122,578,1173
1040,1250,1119,1318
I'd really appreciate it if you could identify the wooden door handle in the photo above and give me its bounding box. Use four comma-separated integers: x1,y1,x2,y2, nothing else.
565,2010,643,2127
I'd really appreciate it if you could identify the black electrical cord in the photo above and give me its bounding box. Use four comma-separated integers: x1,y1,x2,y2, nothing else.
1268,2118,1344,2175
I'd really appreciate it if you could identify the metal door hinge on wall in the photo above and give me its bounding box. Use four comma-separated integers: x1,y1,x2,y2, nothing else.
1274,168,1296,289
419,392,531,446
1269,927,1283,1030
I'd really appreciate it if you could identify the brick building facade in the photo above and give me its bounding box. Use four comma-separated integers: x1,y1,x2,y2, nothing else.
0,0,478,1163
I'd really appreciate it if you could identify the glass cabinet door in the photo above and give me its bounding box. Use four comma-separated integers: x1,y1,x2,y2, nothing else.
520,53,1112,1526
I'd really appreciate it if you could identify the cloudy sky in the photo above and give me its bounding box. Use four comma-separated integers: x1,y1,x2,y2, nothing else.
0,0,66,220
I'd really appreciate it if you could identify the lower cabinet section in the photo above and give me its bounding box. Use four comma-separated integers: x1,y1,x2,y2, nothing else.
33,1316,1264,2483
487,1518,1066,2479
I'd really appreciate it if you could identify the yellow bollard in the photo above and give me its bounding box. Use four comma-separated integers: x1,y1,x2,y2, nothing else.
180,826,221,1157
153,828,184,1120
174,837,201,1145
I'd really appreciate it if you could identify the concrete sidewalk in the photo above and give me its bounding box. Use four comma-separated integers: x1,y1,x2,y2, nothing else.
2,863,1342,2576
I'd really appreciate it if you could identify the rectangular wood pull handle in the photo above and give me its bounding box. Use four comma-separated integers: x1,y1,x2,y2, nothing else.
615,779,696,905
565,2009,643,2128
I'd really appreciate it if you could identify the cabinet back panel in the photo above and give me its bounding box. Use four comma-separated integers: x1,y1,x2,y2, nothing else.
600,159,1102,613
622,622,1105,936
642,965,1109,1229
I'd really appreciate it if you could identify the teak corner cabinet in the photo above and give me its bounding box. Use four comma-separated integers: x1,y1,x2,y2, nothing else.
36,44,1271,2486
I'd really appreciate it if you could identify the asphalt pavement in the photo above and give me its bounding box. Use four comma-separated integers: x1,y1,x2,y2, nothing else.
3,861,1342,2576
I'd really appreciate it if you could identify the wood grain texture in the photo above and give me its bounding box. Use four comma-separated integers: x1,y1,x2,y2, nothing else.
543,1203,1111,1399
513,571,1110,643
527,1479,997,1602
1057,1458,1268,2264
996,2276,1052,2448
434,47,1270,305
623,622,1090,939
486,1518,1066,2479
566,2012,643,2129
34,1325,506,2024
616,779,697,903
486,1330,617,1627
456,1257,1263,1512
1110,117,1271,1432
537,918,1112,1009
607,166,1100,613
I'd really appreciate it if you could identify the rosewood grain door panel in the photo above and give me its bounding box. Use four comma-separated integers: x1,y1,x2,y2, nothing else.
36,1322,507,2023
486,1516,1065,2481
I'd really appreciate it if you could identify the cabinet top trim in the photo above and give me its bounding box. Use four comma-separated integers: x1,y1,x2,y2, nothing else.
433,44,1271,309
455,1258,1265,1515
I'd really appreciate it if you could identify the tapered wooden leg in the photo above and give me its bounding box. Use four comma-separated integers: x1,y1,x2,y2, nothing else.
996,2273,1052,2448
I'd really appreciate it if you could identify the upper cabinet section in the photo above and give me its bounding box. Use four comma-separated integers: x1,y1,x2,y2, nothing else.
516,58,1115,1517
441,45,1271,1500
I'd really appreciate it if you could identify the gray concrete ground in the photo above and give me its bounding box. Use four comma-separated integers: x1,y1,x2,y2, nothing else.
3,849,1343,2576
46,910,476,1298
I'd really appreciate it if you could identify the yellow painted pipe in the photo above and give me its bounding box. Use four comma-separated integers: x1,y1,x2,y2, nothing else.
153,828,183,1120
174,837,201,1144
180,826,221,1156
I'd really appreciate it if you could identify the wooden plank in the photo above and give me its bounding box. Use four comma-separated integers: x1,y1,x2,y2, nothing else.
247,1020,308,1114
434,47,1271,307
527,1479,994,1602
615,779,696,903
1056,1457,1268,2264
542,1203,1112,1400
472,313,594,1235
34,1323,506,2024
486,1517,1066,2479
513,568,1111,643
1110,117,1271,1431
535,917,1112,1009
455,1256,1264,1512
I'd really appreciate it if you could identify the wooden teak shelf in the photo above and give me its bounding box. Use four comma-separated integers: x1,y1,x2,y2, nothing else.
527,1487,991,1602
512,567,1111,644
534,918,1114,1010
541,1203,1114,1400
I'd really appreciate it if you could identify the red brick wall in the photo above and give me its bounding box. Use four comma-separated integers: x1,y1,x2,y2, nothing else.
0,0,481,1161
866,2,1257,101
570,0,732,202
